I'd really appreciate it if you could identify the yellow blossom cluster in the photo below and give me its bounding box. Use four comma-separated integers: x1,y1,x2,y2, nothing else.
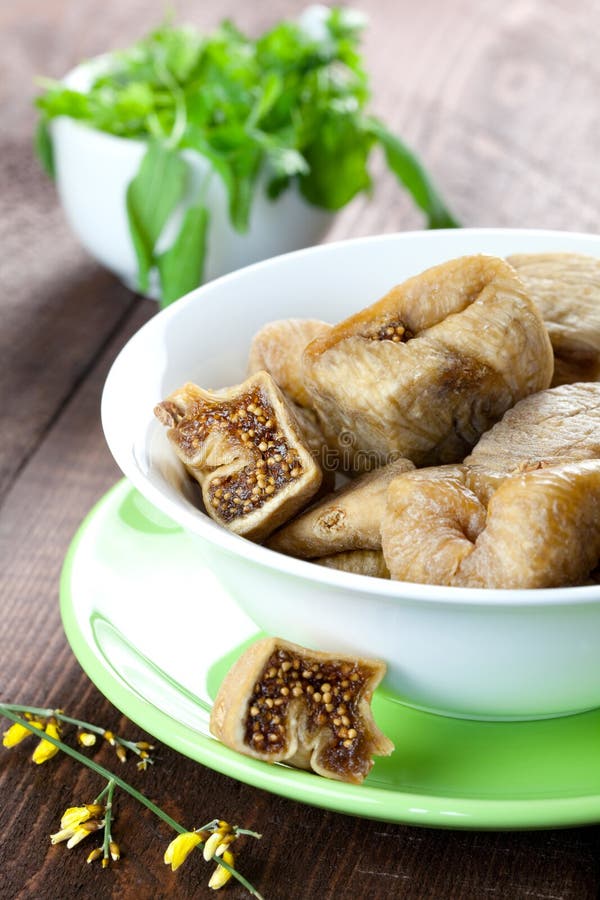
164,821,239,890
2,706,262,896
2,717,61,763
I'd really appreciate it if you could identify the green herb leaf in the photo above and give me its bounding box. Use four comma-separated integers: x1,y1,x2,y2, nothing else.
35,81,91,120
367,118,459,228
247,72,284,129
34,12,459,302
157,204,209,307
125,143,187,292
34,119,55,179
227,145,263,232
182,126,260,233
300,115,374,210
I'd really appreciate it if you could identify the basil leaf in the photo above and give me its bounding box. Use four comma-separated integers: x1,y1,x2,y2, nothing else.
35,119,55,179
183,126,261,232
367,118,459,229
300,115,374,210
125,143,187,292
35,81,91,120
247,72,284,128
228,145,263,232
266,175,291,201
157,204,209,307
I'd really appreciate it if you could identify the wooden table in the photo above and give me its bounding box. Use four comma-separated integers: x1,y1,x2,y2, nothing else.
2,1,600,897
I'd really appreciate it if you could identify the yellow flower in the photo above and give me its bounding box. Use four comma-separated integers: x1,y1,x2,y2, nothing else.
50,827,73,845
60,804,104,830
51,819,104,847
203,831,224,861
77,732,97,747
203,822,235,861
2,722,32,748
32,721,61,764
86,848,103,864
109,841,120,861
208,849,235,890
66,821,104,849
164,831,203,871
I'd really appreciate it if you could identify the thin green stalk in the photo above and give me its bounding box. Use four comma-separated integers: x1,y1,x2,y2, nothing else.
1,706,264,899
54,712,108,738
234,828,263,839
94,781,112,805
102,780,116,866
2,703,62,718
155,55,187,149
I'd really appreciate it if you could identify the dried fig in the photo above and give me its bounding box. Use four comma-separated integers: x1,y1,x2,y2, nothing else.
464,382,600,479
210,637,394,784
268,458,414,558
508,252,600,385
248,318,331,408
316,550,390,578
382,460,600,588
303,255,553,471
154,371,322,541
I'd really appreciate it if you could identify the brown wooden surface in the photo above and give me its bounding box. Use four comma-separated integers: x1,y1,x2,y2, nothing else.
2,1,600,898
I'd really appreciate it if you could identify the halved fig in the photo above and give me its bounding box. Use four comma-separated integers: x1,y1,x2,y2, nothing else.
382,460,600,588
210,636,394,784
154,371,322,541
248,318,331,408
507,253,600,385
268,458,414,558
316,550,390,578
303,256,553,471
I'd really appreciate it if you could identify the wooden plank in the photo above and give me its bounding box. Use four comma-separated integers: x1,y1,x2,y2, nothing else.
0,142,141,500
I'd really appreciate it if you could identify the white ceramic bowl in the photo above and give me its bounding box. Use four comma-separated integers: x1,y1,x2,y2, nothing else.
102,228,600,721
50,59,333,298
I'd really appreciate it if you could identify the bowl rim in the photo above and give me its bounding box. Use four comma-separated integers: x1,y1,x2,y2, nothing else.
102,226,600,608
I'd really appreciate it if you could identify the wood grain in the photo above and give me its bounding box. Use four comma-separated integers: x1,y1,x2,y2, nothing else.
2,1,600,898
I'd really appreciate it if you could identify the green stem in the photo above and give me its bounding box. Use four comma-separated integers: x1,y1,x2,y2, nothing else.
94,781,112,805
2,703,58,718
155,54,187,149
102,780,116,865
57,713,106,735
235,828,263,839
118,736,155,762
1,707,264,899
2,704,106,736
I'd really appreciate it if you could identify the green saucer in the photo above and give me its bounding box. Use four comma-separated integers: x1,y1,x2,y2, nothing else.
60,480,600,830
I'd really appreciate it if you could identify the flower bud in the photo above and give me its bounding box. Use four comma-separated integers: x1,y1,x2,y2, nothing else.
208,850,235,890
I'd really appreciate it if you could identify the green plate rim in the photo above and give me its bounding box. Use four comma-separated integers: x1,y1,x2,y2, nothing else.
60,481,600,831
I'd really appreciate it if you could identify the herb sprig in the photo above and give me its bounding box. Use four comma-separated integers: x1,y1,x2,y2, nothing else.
36,8,458,306
1,704,263,895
